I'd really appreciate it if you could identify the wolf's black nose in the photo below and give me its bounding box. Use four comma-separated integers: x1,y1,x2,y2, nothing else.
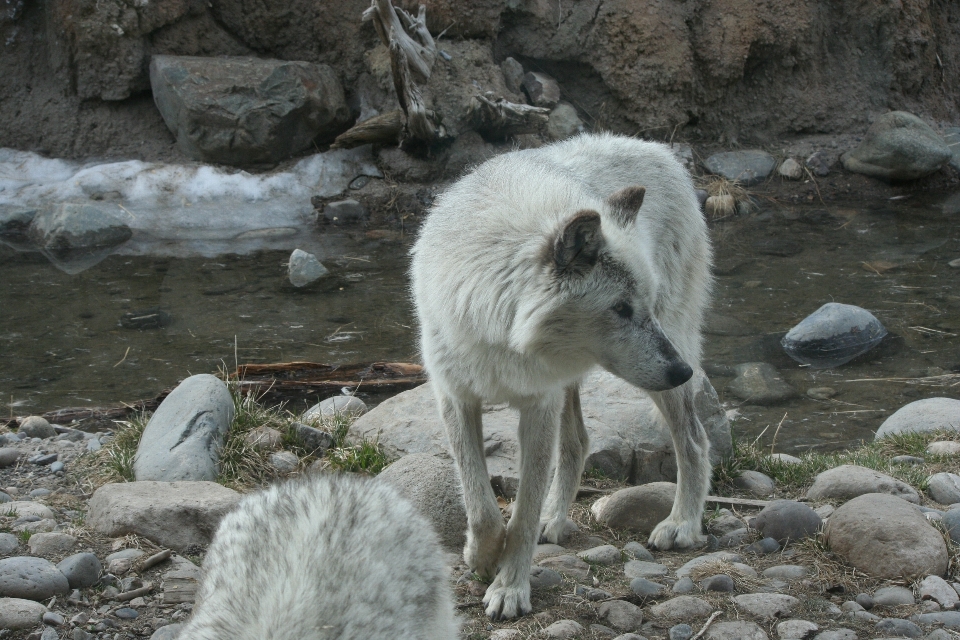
666,361,693,388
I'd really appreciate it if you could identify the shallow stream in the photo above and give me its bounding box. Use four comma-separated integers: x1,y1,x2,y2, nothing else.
2,195,959,454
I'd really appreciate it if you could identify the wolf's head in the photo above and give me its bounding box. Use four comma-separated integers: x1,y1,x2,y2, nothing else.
523,185,692,392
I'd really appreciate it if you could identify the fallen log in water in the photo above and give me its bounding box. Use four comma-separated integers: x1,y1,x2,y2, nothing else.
2,361,426,429
234,361,427,399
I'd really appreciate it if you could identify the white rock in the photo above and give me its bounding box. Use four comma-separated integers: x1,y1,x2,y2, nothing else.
778,158,803,180
578,545,621,565
928,472,960,505
776,619,818,640
676,552,741,578
86,481,241,551
762,565,808,581
920,575,960,608
806,465,920,503
876,398,960,439
927,441,960,456
27,532,77,557
0,597,47,630
734,593,800,620
769,453,802,465
288,249,329,287
303,395,368,425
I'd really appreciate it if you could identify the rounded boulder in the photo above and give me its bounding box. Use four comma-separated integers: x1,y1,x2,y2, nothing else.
806,465,919,503
751,500,822,544
824,492,947,579
875,398,960,439
591,482,676,534
377,453,467,552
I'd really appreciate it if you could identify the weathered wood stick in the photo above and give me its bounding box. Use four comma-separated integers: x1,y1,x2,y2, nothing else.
470,94,550,138
330,110,404,149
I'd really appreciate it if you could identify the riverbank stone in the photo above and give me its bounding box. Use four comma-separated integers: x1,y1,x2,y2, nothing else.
349,369,730,497
781,303,886,368
86,481,241,551
649,596,713,620
873,585,916,606
727,363,798,405
777,620,818,640
0,557,70,600
133,374,234,482
56,553,102,589
751,500,822,544
875,398,960,439
706,621,769,640
150,55,351,165
807,465,920,503
0,598,47,630
943,509,960,543
927,473,960,505
18,416,56,439
28,203,132,263
592,483,675,534
919,575,960,609
824,493,947,579
598,599,644,631
703,150,776,186
377,453,467,552
287,249,329,287
841,111,951,180
303,395,368,425
734,593,799,620
733,470,775,496
927,441,960,456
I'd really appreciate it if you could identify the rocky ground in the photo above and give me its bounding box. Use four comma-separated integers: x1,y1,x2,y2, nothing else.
0,373,958,640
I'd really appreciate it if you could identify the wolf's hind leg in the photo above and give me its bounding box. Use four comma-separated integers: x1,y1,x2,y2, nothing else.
440,393,505,580
539,384,588,544
484,393,562,620
647,381,711,550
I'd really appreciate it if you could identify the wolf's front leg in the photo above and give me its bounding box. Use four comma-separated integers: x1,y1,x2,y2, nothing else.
439,393,505,580
540,384,588,544
647,380,711,550
484,393,562,620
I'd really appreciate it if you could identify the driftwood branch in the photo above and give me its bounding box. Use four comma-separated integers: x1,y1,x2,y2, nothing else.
330,110,404,149
470,94,550,138
363,0,436,81
234,361,427,400
363,0,446,148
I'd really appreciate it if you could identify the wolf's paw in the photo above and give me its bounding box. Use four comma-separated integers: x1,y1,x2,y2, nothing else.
464,525,506,581
648,517,706,550
538,517,578,545
483,576,532,620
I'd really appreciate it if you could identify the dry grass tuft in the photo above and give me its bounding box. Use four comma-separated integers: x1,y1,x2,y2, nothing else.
791,534,886,595
688,559,764,592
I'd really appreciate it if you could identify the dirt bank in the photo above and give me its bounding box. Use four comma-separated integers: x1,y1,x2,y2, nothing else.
1,0,959,164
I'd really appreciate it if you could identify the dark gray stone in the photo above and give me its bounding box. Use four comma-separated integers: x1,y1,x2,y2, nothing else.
576,585,613,601
0,557,71,600
630,578,665,599
0,448,20,467
855,593,874,609
751,500,822,544
115,607,138,619
727,363,798,405
701,574,735,592
719,528,751,548
781,303,886,368
746,537,780,555
0,206,38,246
150,55,351,165
521,72,561,108
133,374,234,482
876,618,923,637
733,470,775,496
293,423,334,454
31,454,57,466
805,151,832,176
893,455,926,465
670,624,694,640
501,57,524,94
42,611,64,625
703,150,777,186
623,541,655,562
672,577,695,594
28,203,132,262
598,599,644,631
841,111,951,180
57,553,102,589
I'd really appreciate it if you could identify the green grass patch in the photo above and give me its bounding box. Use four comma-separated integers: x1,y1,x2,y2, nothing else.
714,428,960,495
97,412,149,483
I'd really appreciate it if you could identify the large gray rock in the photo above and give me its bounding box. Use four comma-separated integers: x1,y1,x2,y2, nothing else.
703,150,777,186
0,597,47,630
824,493,948,580
86,481,241,551
349,369,731,497
912,612,960,629
841,111,951,180
3,502,55,520
592,482,676,534
733,593,799,620
781,303,887,368
28,203,132,262
806,465,920,503
732,470,775,496
649,596,713,620
134,374,234,482
377,454,467,552
872,585,915,606
927,473,960,506
150,55,351,166
875,398,960,439
727,363,798,405
18,416,56,439
919,575,960,609
598,599,644,631
751,500,822,544
0,557,70,600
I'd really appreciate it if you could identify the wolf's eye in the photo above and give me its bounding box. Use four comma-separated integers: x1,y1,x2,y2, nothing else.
612,301,633,319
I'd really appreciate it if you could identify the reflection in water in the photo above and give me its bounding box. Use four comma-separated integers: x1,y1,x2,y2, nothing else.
1,197,959,454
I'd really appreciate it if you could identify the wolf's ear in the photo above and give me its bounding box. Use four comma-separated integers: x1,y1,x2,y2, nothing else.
554,209,602,276
608,186,646,227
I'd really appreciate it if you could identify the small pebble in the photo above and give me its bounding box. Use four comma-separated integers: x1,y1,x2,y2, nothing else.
669,624,694,640
672,577,695,594
49,461,64,473
855,593,874,609
623,541,655,562
42,611,64,626
700,574,735,592
114,607,139,620
891,455,925,465
746,537,780,555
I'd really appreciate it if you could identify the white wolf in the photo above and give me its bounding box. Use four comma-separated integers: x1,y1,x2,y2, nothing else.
411,132,713,619
179,474,459,640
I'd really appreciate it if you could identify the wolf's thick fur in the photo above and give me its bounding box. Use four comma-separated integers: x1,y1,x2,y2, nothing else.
179,474,459,640
411,133,713,619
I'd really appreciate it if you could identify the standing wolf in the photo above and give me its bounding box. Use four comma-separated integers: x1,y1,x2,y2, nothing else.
179,474,458,639
411,132,713,619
